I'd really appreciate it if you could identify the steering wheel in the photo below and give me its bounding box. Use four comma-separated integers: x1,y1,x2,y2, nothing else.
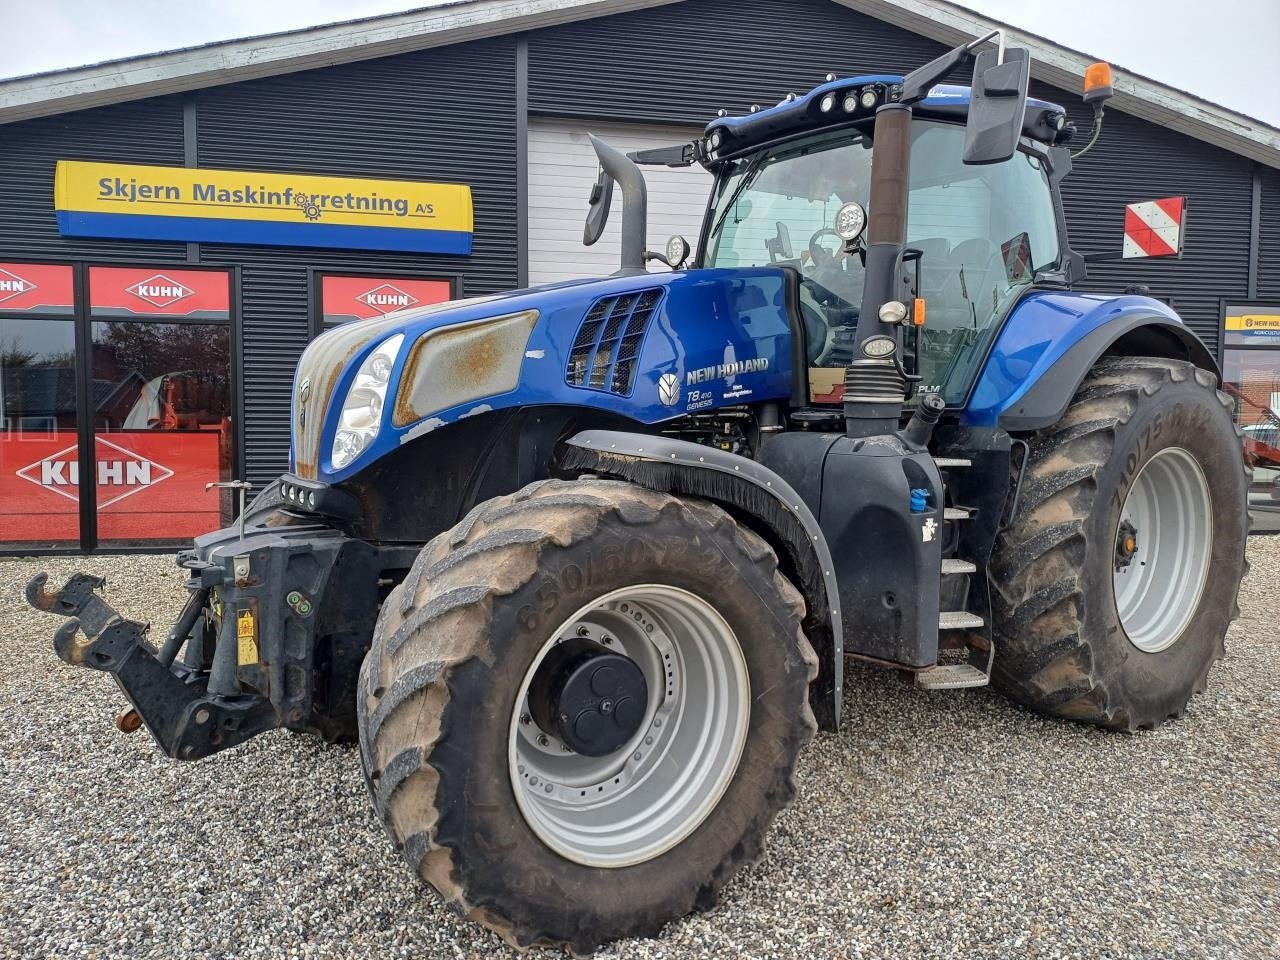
807,228,844,271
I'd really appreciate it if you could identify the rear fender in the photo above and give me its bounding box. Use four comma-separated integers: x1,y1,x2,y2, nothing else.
965,292,1218,431
558,429,843,731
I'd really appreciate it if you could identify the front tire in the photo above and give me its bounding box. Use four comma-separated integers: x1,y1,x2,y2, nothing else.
989,357,1249,730
357,479,816,951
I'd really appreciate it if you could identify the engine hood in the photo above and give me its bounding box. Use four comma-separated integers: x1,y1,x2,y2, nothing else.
291,267,797,483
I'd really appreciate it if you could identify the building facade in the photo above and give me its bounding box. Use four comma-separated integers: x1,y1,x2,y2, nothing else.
1,0,1277,551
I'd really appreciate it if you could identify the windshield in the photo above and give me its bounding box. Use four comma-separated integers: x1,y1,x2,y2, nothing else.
703,119,1062,404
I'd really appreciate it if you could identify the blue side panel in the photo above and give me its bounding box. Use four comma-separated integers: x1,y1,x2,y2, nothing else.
963,291,1183,426
56,210,473,254
318,267,794,483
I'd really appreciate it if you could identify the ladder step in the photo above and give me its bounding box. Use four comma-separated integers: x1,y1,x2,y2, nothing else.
939,610,984,630
941,558,977,575
933,457,972,468
915,663,990,690
944,507,971,521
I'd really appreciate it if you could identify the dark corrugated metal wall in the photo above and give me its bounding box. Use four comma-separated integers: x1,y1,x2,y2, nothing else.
194,37,519,487
0,97,187,262
527,0,1259,352
1258,168,1280,300
0,0,1272,498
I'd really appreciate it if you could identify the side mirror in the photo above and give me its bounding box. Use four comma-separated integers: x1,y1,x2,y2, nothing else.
962,46,1030,165
583,164,615,246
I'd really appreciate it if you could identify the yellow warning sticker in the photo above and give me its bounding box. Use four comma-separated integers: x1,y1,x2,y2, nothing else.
236,608,258,665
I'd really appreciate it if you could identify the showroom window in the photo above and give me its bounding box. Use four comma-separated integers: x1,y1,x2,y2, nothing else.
1221,303,1280,523
0,262,237,552
0,263,78,549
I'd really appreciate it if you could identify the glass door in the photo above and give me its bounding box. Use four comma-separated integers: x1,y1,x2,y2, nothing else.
88,266,233,547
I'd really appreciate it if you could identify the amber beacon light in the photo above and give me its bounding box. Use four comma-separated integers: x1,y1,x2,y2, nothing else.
1083,62,1114,104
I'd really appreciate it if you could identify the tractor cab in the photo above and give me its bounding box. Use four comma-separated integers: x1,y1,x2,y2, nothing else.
696,100,1070,405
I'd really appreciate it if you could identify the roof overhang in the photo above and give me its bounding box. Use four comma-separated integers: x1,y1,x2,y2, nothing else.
0,0,680,124
1,0,1275,172
836,0,1280,170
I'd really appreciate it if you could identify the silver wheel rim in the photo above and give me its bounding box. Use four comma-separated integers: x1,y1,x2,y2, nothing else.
508,584,750,868
1113,446,1213,653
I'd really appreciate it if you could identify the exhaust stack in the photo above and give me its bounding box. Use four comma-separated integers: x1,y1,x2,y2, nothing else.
584,134,648,274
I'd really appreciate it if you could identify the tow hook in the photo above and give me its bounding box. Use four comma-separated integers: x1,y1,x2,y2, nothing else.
25,571,279,759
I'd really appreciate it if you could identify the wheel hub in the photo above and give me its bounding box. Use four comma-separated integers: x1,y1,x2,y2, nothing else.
527,637,648,757
1112,446,1213,653
1114,519,1139,570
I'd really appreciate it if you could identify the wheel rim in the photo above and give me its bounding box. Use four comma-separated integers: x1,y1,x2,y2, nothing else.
1113,446,1213,653
508,584,750,868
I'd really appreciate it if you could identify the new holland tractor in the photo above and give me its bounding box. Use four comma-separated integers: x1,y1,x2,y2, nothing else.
28,32,1248,951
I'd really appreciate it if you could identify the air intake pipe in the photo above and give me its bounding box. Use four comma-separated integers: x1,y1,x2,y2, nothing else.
585,134,648,274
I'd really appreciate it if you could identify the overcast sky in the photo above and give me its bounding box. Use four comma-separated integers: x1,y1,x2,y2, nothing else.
4,0,1277,127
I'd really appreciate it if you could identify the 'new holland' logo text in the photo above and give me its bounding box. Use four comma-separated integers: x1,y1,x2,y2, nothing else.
686,357,769,386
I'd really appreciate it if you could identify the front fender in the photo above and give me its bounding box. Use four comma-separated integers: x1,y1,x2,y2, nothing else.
558,429,843,732
964,292,1218,431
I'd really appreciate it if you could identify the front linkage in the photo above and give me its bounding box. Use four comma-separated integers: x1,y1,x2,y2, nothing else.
26,517,406,759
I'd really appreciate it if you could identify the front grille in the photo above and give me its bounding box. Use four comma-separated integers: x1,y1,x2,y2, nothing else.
565,289,663,396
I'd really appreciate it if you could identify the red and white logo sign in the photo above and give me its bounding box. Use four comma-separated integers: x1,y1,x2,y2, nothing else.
355,283,420,314
1123,197,1186,259
90,266,229,318
15,437,174,507
0,267,36,304
125,274,195,308
321,274,452,324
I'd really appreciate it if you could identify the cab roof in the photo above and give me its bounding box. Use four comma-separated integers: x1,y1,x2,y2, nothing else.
700,73,1068,165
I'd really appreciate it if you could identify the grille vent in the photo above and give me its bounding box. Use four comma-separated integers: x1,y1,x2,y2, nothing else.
565,289,663,395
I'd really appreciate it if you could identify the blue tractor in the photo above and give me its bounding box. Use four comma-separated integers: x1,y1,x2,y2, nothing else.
29,33,1248,951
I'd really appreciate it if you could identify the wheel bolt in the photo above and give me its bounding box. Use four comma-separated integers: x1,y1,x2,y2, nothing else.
537,734,549,747
520,713,531,725
577,626,590,637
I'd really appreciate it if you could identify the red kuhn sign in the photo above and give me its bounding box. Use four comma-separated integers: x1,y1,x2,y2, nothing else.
0,432,222,543
0,262,75,315
90,266,230,319
322,274,452,324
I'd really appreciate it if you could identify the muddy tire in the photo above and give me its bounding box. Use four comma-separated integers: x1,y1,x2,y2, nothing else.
989,357,1249,731
357,479,816,951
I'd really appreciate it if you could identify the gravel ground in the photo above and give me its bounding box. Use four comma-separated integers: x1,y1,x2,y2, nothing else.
1,543,1277,960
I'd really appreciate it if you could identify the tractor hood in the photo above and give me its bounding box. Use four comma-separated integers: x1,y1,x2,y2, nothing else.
290,267,797,483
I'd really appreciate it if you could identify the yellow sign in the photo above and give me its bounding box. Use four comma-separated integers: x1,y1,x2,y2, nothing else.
55,160,473,254
1225,313,1280,331
236,608,258,666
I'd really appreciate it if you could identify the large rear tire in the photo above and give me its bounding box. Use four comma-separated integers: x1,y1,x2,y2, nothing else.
989,357,1249,730
357,479,816,951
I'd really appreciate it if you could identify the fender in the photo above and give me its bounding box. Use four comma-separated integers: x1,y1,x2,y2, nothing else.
964,292,1219,431
558,429,843,732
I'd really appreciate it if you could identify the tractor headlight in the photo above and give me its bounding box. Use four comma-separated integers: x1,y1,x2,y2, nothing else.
331,333,403,470
819,92,836,113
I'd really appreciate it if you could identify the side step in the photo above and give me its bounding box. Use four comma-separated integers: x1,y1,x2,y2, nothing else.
916,662,989,690
933,457,972,468
941,558,976,575
939,610,983,630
